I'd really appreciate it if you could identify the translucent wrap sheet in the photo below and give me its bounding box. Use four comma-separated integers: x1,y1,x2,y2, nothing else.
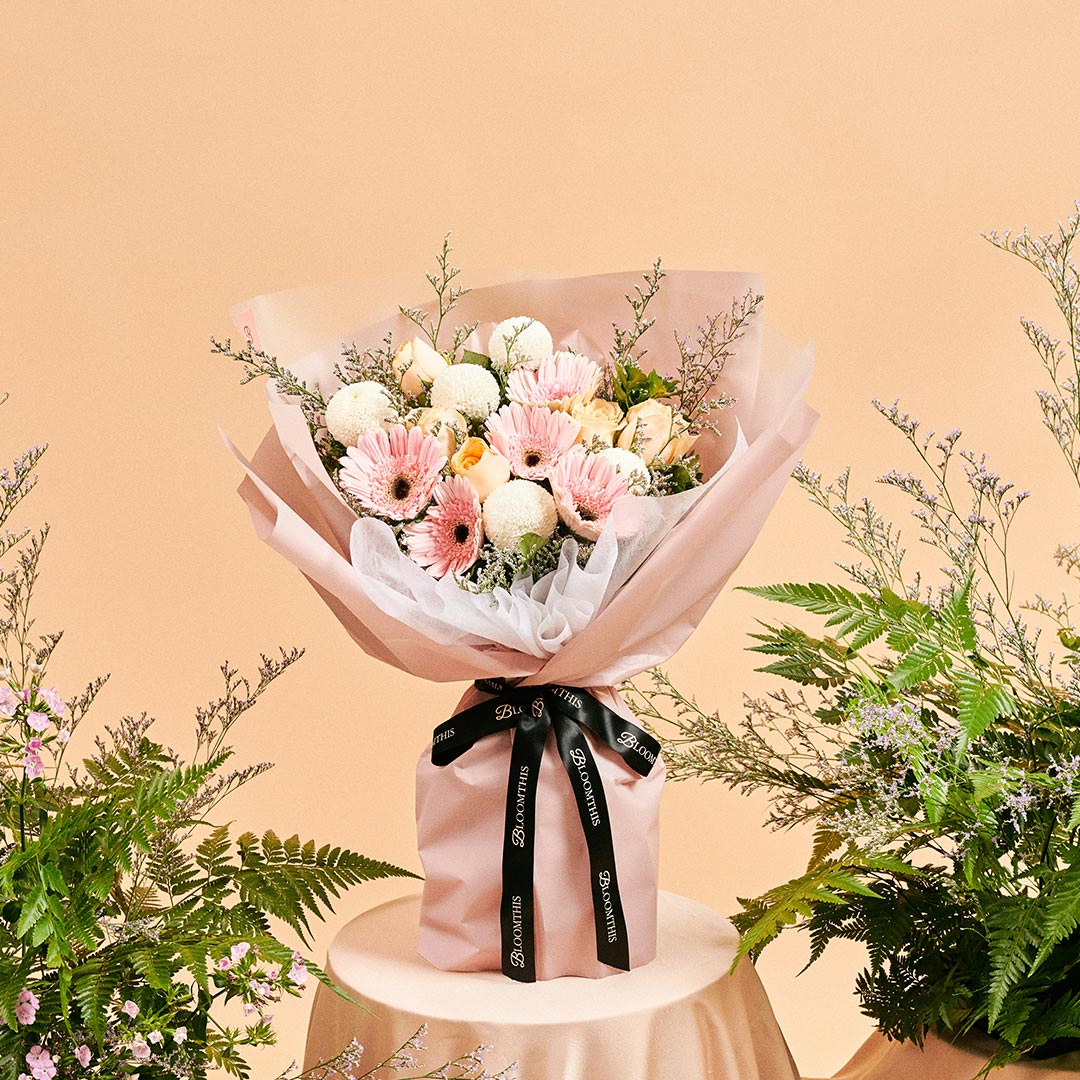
228,270,817,979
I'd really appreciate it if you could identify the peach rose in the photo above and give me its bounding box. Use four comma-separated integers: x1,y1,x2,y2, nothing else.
412,406,467,457
572,398,624,446
450,437,512,502
617,399,699,464
393,337,449,398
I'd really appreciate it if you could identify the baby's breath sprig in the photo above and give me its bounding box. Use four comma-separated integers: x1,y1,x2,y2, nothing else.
608,260,666,391
288,1025,518,1079
400,233,476,356
337,334,408,412
674,289,761,431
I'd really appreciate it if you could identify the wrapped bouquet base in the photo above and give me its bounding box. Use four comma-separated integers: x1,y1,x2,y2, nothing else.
228,265,816,982
418,682,663,980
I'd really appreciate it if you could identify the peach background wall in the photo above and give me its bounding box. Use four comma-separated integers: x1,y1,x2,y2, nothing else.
4,3,1080,1076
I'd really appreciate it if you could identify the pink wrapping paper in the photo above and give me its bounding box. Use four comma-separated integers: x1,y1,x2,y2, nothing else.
228,270,816,980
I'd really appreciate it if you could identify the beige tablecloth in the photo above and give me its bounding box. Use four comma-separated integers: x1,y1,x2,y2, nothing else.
303,891,798,1080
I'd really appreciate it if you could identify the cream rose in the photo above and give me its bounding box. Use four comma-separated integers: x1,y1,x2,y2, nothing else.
393,337,449,398
412,406,467,457
572,398,624,446
450,437,512,502
617,399,699,464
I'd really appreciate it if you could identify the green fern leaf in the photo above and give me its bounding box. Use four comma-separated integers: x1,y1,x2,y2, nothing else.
888,637,951,690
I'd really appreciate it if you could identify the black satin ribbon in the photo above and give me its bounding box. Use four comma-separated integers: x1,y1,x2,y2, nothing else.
431,678,661,982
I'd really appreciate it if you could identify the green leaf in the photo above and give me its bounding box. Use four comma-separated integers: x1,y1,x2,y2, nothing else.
887,637,951,690
954,670,1016,743
942,577,979,653
732,857,889,967
1068,795,1080,833
1030,865,1080,974
72,963,111,1044
986,896,1045,1030
612,359,677,409
519,532,545,561
460,350,491,368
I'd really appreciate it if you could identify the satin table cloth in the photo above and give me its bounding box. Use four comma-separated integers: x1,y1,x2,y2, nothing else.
303,892,798,1080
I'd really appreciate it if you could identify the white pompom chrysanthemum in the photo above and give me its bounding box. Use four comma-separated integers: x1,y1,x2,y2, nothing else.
429,363,502,421
481,479,558,551
325,381,396,446
598,447,651,495
488,317,554,372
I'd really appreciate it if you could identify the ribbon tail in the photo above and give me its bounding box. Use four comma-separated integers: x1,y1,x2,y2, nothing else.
552,714,631,972
500,708,549,982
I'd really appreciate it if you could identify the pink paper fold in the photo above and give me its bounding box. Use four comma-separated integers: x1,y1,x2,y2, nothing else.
227,269,817,979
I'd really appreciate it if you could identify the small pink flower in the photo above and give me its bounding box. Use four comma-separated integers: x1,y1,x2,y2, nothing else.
23,753,43,781
75,1045,91,1068
148,1030,163,1045
131,1037,151,1061
57,729,70,744
26,712,49,733
288,961,308,986
15,988,38,1025
230,941,250,963
485,402,581,480
0,685,19,718
120,999,140,1018
507,350,602,411
339,423,446,521
403,476,484,577
217,956,232,970
265,963,281,980
26,737,42,751
173,1026,188,1044
550,447,631,541
39,688,65,716
25,1046,57,1080
242,1003,258,1017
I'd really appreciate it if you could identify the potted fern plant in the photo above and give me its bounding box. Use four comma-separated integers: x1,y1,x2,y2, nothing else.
626,205,1080,1077
0,397,516,1080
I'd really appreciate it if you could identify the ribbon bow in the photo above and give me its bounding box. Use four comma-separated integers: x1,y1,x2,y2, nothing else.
431,678,661,982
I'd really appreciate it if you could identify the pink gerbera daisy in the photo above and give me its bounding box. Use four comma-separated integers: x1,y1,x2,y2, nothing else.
403,476,484,577
485,402,581,480
339,423,446,520
550,447,631,541
506,350,603,411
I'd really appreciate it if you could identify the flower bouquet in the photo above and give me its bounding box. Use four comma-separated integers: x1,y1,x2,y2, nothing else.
630,206,1080,1075
220,241,816,982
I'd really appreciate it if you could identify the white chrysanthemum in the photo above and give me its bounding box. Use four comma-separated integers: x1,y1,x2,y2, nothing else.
598,447,651,495
481,479,558,551
325,381,396,446
429,364,502,421
488,317,554,372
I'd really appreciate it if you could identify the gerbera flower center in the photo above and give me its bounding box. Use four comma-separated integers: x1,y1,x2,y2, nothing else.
578,506,597,521
453,523,471,543
391,475,413,501
524,451,542,467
